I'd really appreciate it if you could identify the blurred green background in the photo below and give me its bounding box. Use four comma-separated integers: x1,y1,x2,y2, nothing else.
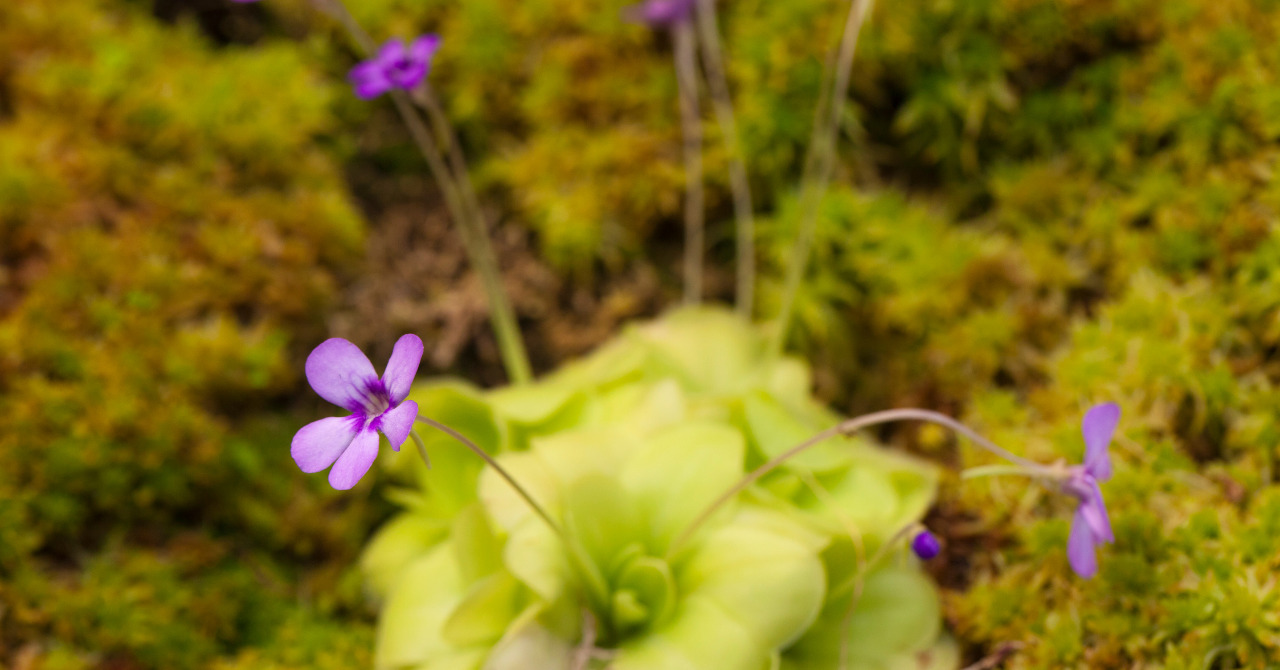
2,0,1279,667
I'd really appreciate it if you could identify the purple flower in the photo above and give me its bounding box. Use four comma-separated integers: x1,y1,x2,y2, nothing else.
911,529,941,560
291,335,423,490
349,35,441,100
624,0,697,28
1062,402,1119,578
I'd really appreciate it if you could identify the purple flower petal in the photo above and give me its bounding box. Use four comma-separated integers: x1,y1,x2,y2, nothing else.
409,34,441,64
1067,508,1099,578
329,427,381,490
1082,481,1114,543
378,400,418,452
1081,402,1119,481
291,415,361,473
382,334,423,403
386,34,441,90
625,0,697,27
349,61,392,100
388,61,427,90
306,338,379,412
375,39,407,67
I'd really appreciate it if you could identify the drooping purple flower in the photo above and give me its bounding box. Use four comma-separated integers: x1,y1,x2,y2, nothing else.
348,35,442,100
911,529,941,560
624,0,697,28
291,335,423,490
1062,402,1119,578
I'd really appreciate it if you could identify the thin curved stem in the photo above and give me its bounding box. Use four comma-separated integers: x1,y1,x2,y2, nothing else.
837,522,920,670
415,416,560,536
667,408,1050,558
315,0,375,53
771,0,876,355
409,429,432,469
413,416,612,610
674,21,705,305
694,0,756,316
961,464,1043,480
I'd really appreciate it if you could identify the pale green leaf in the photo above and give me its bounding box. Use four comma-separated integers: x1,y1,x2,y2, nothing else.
678,510,827,650
621,420,745,552
361,513,449,601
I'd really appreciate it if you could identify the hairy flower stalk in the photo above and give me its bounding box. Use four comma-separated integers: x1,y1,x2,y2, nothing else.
413,415,561,537
693,0,757,316
668,407,1047,557
771,0,876,355
318,0,532,385
674,20,705,305
410,84,533,384
624,0,706,305
412,414,613,605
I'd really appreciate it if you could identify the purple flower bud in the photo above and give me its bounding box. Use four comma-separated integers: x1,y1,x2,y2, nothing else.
911,530,941,560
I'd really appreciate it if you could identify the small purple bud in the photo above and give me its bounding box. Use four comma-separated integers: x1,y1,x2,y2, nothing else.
911,530,941,560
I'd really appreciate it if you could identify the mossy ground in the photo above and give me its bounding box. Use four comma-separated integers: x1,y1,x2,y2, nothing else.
3,0,1279,667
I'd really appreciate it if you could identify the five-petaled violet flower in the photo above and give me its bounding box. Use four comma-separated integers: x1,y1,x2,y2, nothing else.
292,335,423,490
624,0,697,28
349,36,442,100
1062,402,1119,578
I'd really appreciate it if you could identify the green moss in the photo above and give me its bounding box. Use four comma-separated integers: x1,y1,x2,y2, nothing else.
0,0,378,666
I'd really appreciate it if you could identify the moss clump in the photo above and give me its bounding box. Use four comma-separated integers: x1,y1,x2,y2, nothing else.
0,1,374,666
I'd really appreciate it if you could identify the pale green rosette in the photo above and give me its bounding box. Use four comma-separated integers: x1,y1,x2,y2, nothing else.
363,307,956,669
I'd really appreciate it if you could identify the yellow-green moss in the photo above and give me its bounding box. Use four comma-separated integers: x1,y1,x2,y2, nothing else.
7,0,1280,666
0,1,372,666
